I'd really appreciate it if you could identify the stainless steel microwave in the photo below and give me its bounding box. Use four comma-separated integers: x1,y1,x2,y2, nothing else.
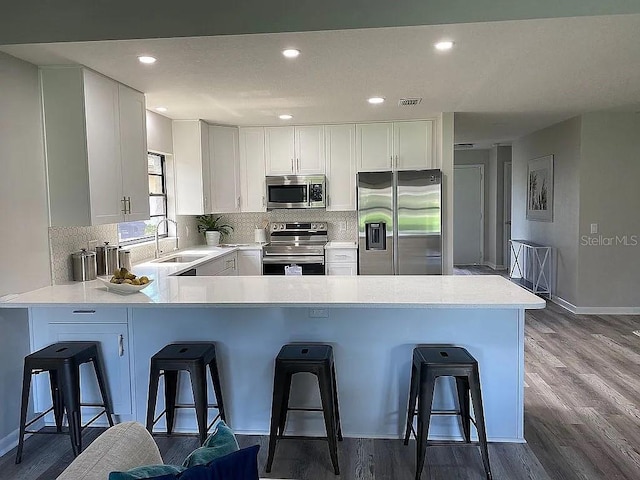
266,175,326,209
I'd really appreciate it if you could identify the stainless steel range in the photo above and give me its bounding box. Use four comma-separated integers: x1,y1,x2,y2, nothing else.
262,222,328,275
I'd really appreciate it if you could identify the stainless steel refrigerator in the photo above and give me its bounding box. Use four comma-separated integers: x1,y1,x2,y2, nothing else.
357,170,442,275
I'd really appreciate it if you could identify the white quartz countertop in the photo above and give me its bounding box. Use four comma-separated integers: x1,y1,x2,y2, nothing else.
2,273,545,309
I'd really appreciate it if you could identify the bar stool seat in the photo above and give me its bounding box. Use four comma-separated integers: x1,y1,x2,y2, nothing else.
404,346,493,480
146,343,226,445
266,344,343,475
16,342,114,464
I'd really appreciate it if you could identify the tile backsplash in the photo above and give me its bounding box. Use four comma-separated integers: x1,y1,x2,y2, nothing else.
49,215,200,284
221,210,358,244
48,211,357,284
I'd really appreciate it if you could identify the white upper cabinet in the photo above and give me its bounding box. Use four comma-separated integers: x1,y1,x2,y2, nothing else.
393,120,435,170
356,123,393,172
118,84,150,221
41,67,149,226
325,124,356,211
265,126,295,175
265,125,325,175
295,125,325,175
173,120,211,215
357,120,436,172
239,127,266,212
209,125,240,213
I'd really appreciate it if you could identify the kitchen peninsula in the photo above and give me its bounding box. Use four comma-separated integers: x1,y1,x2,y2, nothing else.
1,270,544,444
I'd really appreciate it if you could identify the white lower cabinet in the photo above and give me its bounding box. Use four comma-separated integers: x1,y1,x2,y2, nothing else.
195,252,238,276
325,245,358,275
30,308,132,419
238,249,262,275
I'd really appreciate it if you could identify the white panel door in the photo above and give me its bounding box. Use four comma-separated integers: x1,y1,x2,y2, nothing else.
46,323,132,416
295,125,325,174
504,162,512,269
118,84,150,221
239,127,266,212
454,165,484,265
265,126,295,175
394,120,434,170
209,125,240,213
238,250,262,275
356,123,393,172
83,69,123,225
325,124,356,211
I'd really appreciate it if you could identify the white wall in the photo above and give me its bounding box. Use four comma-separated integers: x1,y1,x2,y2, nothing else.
0,51,50,453
577,113,640,309
0,52,50,297
146,110,173,154
512,117,581,305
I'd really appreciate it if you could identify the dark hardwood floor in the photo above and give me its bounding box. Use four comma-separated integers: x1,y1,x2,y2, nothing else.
1,290,639,479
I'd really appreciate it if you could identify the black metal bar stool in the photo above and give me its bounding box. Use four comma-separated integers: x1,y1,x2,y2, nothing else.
146,343,226,444
403,346,492,480
15,342,114,464
266,344,343,475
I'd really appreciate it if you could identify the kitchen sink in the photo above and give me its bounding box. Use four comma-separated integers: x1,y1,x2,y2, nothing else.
155,255,207,263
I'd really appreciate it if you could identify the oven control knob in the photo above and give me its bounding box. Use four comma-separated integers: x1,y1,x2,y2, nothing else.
311,223,317,230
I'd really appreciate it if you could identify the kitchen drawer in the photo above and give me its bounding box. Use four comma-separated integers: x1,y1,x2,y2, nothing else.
31,306,128,324
326,248,358,264
196,252,237,276
327,263,357,276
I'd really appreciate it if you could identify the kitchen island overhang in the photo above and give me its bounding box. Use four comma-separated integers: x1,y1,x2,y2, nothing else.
2,275,544,444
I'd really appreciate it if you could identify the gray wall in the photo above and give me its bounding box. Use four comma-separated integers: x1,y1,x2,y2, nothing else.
512,117,581,305
454,149,491,263
2,1,639,44
577,113,640,308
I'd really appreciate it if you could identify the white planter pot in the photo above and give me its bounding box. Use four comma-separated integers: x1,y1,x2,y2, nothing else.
205,231,221,246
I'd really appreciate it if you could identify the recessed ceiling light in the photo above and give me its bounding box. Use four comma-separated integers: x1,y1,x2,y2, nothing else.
279,114,293,120
282,49,301,58
368,97,385,105
155,107,168,112
434,41,454,51
138,55,157,64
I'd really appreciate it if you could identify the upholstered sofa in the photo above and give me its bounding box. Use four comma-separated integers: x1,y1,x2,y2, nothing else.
56,422,278,480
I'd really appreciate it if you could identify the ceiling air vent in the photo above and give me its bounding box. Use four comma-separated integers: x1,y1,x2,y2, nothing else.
454,143,475,150
398,97,422,107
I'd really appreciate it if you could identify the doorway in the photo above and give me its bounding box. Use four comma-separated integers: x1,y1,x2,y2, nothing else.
453,164,484,265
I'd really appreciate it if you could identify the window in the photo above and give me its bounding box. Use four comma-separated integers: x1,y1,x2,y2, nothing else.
117,153,168,244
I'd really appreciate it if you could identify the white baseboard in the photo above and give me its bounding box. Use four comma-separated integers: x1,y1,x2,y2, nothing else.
551,296,640,315
0,417,45,457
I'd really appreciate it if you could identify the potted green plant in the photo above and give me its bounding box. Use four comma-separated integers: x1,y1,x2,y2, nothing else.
196,214,233,246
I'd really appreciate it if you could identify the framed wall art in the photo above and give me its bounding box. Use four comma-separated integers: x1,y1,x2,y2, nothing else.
527,155,553,222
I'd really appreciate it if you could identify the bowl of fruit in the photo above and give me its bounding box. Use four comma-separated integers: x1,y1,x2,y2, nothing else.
97,268,153,294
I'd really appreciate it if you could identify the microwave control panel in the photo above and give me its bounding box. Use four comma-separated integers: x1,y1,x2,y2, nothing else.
309,183,324,202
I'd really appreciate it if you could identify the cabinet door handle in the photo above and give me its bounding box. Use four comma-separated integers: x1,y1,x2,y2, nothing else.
395,155,398,169
118,334,124,357
237,196,241,209
297,158,300,171
121,197,127,214
72,309,96,314
390,155,393,168
291,158,294,173
126,197,132,214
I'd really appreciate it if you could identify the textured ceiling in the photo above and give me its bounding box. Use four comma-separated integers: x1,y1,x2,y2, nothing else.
3,14,640,147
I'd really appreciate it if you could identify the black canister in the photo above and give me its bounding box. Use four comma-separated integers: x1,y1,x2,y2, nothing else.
96,242,119,276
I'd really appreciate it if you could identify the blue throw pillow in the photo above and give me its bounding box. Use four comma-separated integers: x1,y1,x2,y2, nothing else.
109,465,185,480
199,445,260,480
182,420,239,468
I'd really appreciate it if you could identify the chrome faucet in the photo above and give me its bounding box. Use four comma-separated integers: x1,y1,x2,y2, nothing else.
155,218,178,259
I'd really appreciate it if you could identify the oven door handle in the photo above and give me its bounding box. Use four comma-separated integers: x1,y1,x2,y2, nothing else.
262,256,325,265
